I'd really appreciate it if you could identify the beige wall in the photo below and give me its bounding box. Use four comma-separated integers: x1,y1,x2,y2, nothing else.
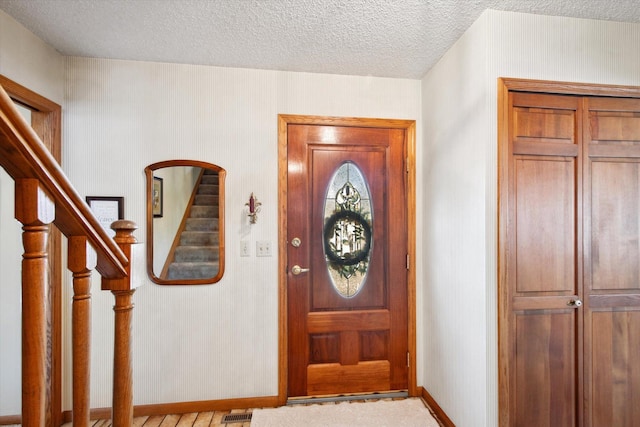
0,118,29,416
421,9,640,427
421,12,490,427
0,9,64,103
63,57,422,408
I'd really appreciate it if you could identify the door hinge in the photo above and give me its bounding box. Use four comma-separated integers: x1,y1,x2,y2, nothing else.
406,157,409,173
407,351,410,367
406,254,410,270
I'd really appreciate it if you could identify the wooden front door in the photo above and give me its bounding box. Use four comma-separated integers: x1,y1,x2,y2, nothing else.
285,119,409,397
499,81,640,427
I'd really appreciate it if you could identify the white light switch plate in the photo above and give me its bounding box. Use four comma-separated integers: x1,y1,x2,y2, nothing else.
240,240,250,257
256,240,272,257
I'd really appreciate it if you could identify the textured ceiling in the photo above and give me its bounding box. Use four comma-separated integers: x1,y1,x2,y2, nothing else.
1,0,640,79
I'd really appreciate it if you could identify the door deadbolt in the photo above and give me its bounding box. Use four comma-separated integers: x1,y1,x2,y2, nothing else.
291,237,301,248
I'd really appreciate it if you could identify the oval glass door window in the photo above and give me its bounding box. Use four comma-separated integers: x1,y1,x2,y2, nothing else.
323,162,373,298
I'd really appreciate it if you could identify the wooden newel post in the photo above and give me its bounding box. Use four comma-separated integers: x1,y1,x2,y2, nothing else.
15,179,55,427
102,220,138,427
68,236,97,427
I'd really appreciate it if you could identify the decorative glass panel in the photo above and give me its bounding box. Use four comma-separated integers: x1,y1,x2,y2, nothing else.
323,162,373,298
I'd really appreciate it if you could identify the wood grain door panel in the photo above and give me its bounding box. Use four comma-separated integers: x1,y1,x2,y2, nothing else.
502,89,640,427
515,157,576,294
515,311,577,427
287,123,408,397
590,311,640,426
584,97,640,427
309,147,387,310
590,161,640,290
504,92,582,427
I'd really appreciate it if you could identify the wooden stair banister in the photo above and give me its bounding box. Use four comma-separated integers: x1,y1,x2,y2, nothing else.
0,83,128,278
15,179,55,426
67,236,97,427
0,80,139,426
103,220,140,426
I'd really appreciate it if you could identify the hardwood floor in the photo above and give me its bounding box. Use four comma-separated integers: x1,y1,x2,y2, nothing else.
6,397,445,426
4,409,251,427
63,409,252,427
87,398,442,427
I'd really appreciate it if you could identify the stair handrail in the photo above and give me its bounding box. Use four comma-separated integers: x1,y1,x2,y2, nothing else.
0,83,128,278
0,80,137,426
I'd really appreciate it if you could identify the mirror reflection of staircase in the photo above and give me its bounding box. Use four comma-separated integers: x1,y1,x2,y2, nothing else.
162,169,220,280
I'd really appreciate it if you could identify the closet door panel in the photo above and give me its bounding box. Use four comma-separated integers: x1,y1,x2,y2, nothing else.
584,97,640,427
590,161,640,290
504,92,581,427
591,311,640,427
501,84,640,427
514,312,576,426
515,158,575,293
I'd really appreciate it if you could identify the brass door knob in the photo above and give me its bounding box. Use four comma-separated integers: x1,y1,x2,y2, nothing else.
291,265,310,275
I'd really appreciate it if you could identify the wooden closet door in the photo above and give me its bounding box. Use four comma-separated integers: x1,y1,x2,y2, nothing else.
504,92,583,426
583,97,640,427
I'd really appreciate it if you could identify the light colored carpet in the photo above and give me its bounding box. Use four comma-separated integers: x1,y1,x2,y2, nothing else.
250,398,440,427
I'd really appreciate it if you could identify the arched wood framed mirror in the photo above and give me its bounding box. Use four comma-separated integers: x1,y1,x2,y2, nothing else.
145,160,225,285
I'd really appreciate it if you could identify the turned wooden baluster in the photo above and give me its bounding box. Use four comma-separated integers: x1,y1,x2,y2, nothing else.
15,178,55,427
68,236,97,427
111,289,134,426
102,220,138,427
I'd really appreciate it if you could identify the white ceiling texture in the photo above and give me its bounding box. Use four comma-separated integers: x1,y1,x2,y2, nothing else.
1,0,640,79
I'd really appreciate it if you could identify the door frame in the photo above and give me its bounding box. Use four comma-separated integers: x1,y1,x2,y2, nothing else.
497,78,640,426
277,114,417,403
0,74,62,425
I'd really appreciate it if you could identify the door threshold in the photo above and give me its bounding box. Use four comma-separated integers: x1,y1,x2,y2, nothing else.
287,390,408,406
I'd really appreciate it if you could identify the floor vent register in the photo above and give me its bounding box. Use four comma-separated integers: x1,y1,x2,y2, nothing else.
221,412,253,424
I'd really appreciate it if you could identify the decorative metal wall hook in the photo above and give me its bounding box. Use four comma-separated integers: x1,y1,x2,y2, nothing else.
246,192,261,224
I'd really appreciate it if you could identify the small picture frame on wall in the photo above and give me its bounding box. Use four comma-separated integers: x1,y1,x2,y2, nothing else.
85,196,124,235
153,176,163,218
